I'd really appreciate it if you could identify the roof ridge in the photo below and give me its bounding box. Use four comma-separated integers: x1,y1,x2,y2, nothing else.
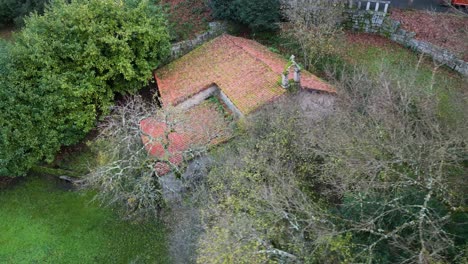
222,34,280,76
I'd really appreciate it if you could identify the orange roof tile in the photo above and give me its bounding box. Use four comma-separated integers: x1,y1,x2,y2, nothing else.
155,34,334,114
140,100,231,175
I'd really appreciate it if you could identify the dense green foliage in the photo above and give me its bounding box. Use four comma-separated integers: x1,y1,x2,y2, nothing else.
0,176,170,263
209,0,280,31
0,0,48,27
0,0,170,177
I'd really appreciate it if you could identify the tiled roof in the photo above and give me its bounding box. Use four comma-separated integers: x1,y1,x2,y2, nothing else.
140,100,231,176
142,35,334,175
155,34,334,114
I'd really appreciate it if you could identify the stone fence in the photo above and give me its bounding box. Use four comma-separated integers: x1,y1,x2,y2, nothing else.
390,29,468,75
345,2,468,76
170,22,227,60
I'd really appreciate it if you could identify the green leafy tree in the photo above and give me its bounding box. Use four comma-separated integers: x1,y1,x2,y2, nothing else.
209,0,280,32
0,0,171,177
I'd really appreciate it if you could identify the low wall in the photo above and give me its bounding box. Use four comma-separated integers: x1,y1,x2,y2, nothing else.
345,10,468,76
390,29,468,76
170,22,227,60
218,88,243,118
177,86,218,110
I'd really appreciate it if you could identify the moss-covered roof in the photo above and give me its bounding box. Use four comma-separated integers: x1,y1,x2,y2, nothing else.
155,34,334,114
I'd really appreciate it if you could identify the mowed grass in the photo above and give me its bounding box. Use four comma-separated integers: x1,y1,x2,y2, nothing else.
0,176,170,264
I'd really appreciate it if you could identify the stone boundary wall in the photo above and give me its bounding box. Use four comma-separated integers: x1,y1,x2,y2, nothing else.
390,29,468,76
345,10,468,76
170,22,227,60
345,10,399,36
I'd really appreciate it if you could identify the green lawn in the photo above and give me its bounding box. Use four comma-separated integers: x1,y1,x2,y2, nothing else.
0,176,170,264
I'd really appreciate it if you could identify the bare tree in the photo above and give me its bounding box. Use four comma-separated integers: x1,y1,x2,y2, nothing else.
195,63,468,263
85,96,231,220
308,65,468,263
280,0,347,70
196,94,345,263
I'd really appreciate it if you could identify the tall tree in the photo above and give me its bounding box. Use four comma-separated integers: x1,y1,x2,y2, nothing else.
0,0,171,177
281,0,347,70
196,66,468,263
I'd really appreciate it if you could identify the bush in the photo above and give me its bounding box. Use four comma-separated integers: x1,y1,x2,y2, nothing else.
209,0,280,32
0,0,171,177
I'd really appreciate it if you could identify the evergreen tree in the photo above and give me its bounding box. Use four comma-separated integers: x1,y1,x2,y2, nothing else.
0,0,171,177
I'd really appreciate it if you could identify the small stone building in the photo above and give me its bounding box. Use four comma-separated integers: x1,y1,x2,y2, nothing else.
141,34,334,175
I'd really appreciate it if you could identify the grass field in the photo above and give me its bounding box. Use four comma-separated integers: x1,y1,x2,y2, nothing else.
0,176,170,264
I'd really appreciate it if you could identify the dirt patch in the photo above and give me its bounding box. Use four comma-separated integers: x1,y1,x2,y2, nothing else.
390,9,468,61
0,25,15,40
51,129,98,174
0,176,21,189
345,32,402,49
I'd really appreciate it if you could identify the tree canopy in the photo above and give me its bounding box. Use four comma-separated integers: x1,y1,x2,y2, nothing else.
0,0,171,177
